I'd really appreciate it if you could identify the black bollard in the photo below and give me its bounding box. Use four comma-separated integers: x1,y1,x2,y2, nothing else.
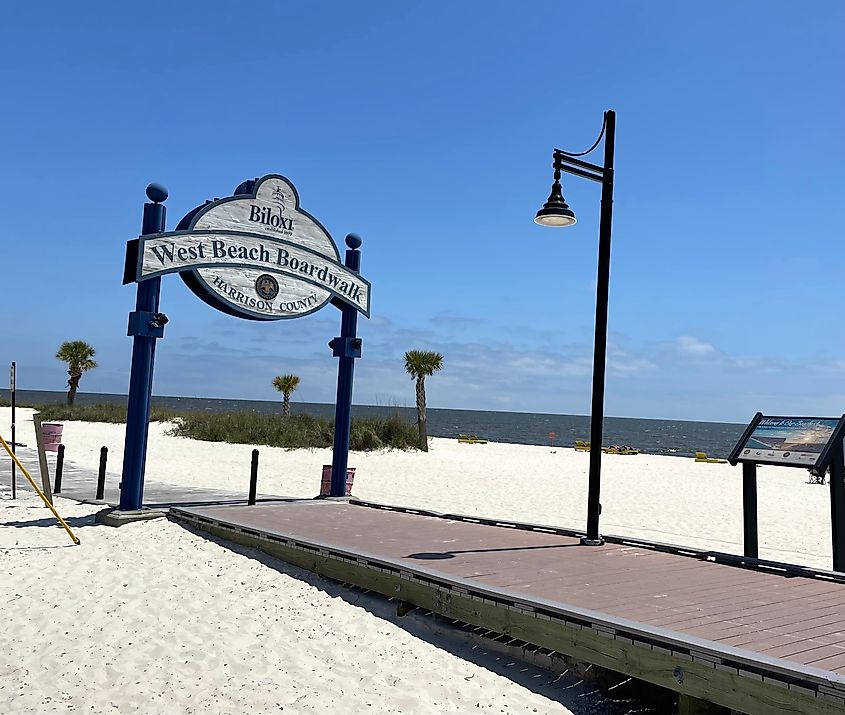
54,444,65,494
96,446,108,500
248,449,259,505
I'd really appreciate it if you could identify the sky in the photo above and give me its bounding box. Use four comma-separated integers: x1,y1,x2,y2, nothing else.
1,1,843,423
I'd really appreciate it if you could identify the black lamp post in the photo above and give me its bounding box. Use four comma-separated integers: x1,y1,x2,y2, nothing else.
535,110,616,546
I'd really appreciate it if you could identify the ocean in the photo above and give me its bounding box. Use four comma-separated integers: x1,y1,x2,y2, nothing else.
1,389,745,459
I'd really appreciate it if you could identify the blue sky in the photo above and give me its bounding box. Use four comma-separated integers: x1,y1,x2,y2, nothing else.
1,1,843,423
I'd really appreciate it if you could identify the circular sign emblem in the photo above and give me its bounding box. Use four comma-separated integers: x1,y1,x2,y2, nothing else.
255,274,279,300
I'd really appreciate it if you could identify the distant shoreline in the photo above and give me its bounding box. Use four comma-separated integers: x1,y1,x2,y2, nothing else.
1,389,745,457
0,388,743,426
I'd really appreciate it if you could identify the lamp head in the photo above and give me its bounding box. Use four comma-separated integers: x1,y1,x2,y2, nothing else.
535,177,576,227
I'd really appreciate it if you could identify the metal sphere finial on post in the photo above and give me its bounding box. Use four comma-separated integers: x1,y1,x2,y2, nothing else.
345,233,362,249
145,183,169,204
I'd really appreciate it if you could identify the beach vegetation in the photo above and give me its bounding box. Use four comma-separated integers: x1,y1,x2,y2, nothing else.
403,349,444,452
20,402,419,451
31,402,178,423
55,341,98,406
168,410,419,451
272,374,301,416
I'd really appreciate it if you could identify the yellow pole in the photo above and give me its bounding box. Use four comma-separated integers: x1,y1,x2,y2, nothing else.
0,432,80,545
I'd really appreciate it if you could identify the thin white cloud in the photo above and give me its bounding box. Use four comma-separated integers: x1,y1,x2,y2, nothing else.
27,308,837,421
676,335,718,358
506,355,591,378
606,343,656,376
809,360,845,374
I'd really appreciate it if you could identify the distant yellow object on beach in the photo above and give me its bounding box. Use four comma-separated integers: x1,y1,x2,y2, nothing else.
575,440,639,455
695,451,727,464
457,434,488,444
602,445,640,455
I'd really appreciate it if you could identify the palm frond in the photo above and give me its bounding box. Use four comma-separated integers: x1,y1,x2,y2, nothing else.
403,350,444,378
272,374,301,393
55,340,98,372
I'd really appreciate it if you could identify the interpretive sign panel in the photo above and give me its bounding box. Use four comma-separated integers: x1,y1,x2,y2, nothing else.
729,414,845,470
124,175,371,321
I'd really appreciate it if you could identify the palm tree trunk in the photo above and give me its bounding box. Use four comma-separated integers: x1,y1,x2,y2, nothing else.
416,376,428,452
283,394,291,416
67,372,80,406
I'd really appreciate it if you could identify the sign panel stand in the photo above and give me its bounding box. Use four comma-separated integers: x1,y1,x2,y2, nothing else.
831,447,845,572
120,176,372,510
741,462,758,559
729,412,845,571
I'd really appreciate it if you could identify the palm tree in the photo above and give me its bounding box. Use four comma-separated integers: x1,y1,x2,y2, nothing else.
272,374,301,416
55,341,97,406
403,350,444,452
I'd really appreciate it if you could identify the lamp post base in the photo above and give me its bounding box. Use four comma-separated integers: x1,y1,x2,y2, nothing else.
580,536,605,546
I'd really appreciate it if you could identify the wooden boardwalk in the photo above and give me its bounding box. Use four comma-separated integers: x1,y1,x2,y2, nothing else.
171,499,845,714
2,447,283,508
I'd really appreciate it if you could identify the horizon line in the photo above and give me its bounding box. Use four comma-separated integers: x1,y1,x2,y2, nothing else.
0,387,746,426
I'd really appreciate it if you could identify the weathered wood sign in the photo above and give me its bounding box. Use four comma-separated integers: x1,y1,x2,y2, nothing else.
124,175,371,320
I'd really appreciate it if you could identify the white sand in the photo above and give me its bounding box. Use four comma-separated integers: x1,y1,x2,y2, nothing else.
0,407,837,713
0,492,582,714
5,408,832,570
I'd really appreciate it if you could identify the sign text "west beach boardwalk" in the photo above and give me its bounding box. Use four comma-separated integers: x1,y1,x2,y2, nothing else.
137,230,370,316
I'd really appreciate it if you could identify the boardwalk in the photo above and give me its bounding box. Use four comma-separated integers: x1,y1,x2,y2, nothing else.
172,499,845,714
1,447,283,508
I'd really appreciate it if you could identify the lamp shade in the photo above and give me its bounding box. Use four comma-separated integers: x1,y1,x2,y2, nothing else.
534,179,576,227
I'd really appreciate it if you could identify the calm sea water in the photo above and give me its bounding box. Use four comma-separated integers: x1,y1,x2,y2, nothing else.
2,389,745,458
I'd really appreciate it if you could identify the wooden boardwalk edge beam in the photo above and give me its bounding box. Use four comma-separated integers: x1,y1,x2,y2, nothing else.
171,508,845,715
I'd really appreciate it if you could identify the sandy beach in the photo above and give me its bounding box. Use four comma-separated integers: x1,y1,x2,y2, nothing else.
6,408,832,569
1,492,590,714
4,5,842,712
1,407,838,714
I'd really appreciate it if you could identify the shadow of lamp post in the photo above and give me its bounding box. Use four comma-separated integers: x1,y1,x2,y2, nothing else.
535,110,616,546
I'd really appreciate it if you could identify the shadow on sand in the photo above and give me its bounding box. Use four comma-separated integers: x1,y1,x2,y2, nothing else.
0,509,99,530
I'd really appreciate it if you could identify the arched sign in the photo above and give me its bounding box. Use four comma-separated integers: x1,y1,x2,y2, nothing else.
124,175,371,320
119,174,370,513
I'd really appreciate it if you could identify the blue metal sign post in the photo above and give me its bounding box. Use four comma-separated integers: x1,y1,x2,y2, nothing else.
120,184,168,511
329,235,363,497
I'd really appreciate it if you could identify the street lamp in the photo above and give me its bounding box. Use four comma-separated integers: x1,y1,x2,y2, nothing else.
535,110,616,546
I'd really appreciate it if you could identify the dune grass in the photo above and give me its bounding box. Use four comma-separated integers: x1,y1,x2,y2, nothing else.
169,411,420,451
11,401,419,451
25,402,179,424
